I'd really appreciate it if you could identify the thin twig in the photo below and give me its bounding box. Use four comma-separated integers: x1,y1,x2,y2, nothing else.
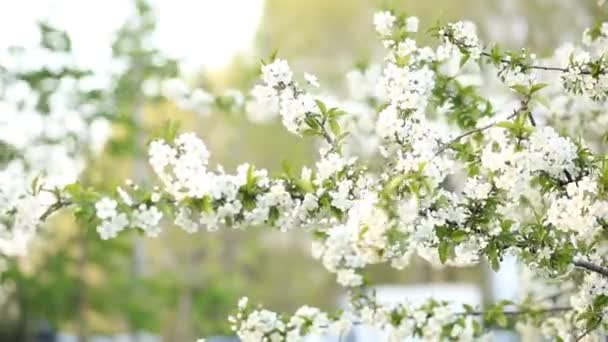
537,287,576,303
315,305,571,330
464,306,571,317
313,116,335,146
575,319,601,342
575,329,591,342
435,96,534,156
527,111,536,127
434,109,520,156
479,52,570,73
446,35,599,77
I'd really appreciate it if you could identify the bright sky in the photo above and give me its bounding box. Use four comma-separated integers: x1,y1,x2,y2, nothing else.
0,0,265,73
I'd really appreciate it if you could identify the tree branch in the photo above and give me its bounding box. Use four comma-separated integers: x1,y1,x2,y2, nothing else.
573,259,608,278
39,199,72,221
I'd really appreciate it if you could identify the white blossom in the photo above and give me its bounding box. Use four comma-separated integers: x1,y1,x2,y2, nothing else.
405,16,419,33
262,59,293,87
373,11,396,36
304,72,320,88
132,204,163,237
95,197,118,220
97,213,128,240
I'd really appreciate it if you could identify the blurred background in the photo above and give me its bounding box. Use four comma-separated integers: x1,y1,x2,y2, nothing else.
0,0,605,341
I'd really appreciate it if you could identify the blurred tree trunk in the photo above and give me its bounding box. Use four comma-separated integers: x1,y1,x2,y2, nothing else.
172,288,193,342
77,222,89,342
130,98,147,342
15,259,28,342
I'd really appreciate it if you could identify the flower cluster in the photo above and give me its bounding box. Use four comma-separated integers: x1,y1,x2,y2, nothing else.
496,50,539,88
377,62,435,113
229,297,334,342
562,52,608,101
438,21,483,60
95,197,127,239
253,59,319,135
312,194,391,287
149,132,211,200
132,131,367,236
546,176,608,242
228,290,579,342
373,11,419,41
571,273,608,316
94,183,164,239
526,126,579,179
373,11,397,37
0,163,49,256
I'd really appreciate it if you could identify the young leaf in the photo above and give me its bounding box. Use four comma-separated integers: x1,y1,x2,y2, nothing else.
438,240,450,264
315,100,327,116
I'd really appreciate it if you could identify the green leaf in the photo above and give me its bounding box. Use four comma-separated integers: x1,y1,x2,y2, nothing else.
489,44,502,65
38,22,72,52
302,128,321,137
199,196,214,213
245,165,256,190
269,49,279,62
534,95,550,109
382,174,407,197
593,294,608,310
438,240,450,264
261,49,280,66
315,100,327,115
510,84,529,95
529,83,548,94
64,182,82,196
451,230,468,243
495,121,517,130
31,175,43,195
487,241,500,271
295,178,314,193
329,119,341,136
304,116,320,130
459,53,470,68
327,108,346,119
281,160,294,178
358,224,369,239
268,207,280,225
160,119,181,143
495,312,508,327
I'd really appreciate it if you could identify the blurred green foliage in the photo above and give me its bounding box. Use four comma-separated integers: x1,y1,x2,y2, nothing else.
1,1,606,341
